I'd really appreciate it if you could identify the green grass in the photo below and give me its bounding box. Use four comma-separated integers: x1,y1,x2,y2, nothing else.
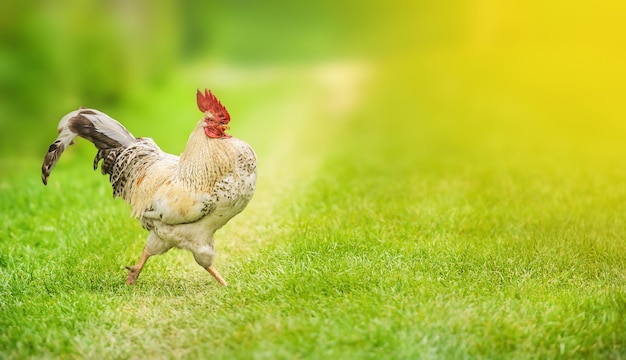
2,54,626,359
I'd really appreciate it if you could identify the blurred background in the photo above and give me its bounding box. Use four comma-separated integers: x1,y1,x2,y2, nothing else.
0,0,625,180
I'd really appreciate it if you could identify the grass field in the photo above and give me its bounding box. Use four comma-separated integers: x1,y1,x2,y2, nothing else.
1,51,626,359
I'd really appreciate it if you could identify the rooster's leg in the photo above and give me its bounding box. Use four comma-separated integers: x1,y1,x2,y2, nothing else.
206,266,228,286
125,247,152,285
192,245,227,286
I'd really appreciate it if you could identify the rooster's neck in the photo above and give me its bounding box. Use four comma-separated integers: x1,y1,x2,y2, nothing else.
178,121,236,192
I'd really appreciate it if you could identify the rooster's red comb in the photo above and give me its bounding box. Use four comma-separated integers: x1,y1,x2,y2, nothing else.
197,89,230,124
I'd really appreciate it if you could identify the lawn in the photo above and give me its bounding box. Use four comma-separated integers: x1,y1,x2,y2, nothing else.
1,51,626,359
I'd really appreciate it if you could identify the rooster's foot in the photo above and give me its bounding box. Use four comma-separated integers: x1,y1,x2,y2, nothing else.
125,265,141,285
124,247,152,286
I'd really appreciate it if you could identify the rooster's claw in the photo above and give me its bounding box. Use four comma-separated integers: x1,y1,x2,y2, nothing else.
125,265,140,285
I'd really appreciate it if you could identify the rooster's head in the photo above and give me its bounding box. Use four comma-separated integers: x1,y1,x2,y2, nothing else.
197,89,231,138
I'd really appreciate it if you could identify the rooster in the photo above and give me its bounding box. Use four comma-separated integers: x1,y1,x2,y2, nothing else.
41,89,257,286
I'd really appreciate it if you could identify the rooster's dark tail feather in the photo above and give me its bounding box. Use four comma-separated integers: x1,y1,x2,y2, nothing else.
42,108,137,185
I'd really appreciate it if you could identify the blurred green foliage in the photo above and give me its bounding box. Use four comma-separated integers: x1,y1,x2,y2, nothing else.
1,0,624,164
0,0,408,158
0,1,176,155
